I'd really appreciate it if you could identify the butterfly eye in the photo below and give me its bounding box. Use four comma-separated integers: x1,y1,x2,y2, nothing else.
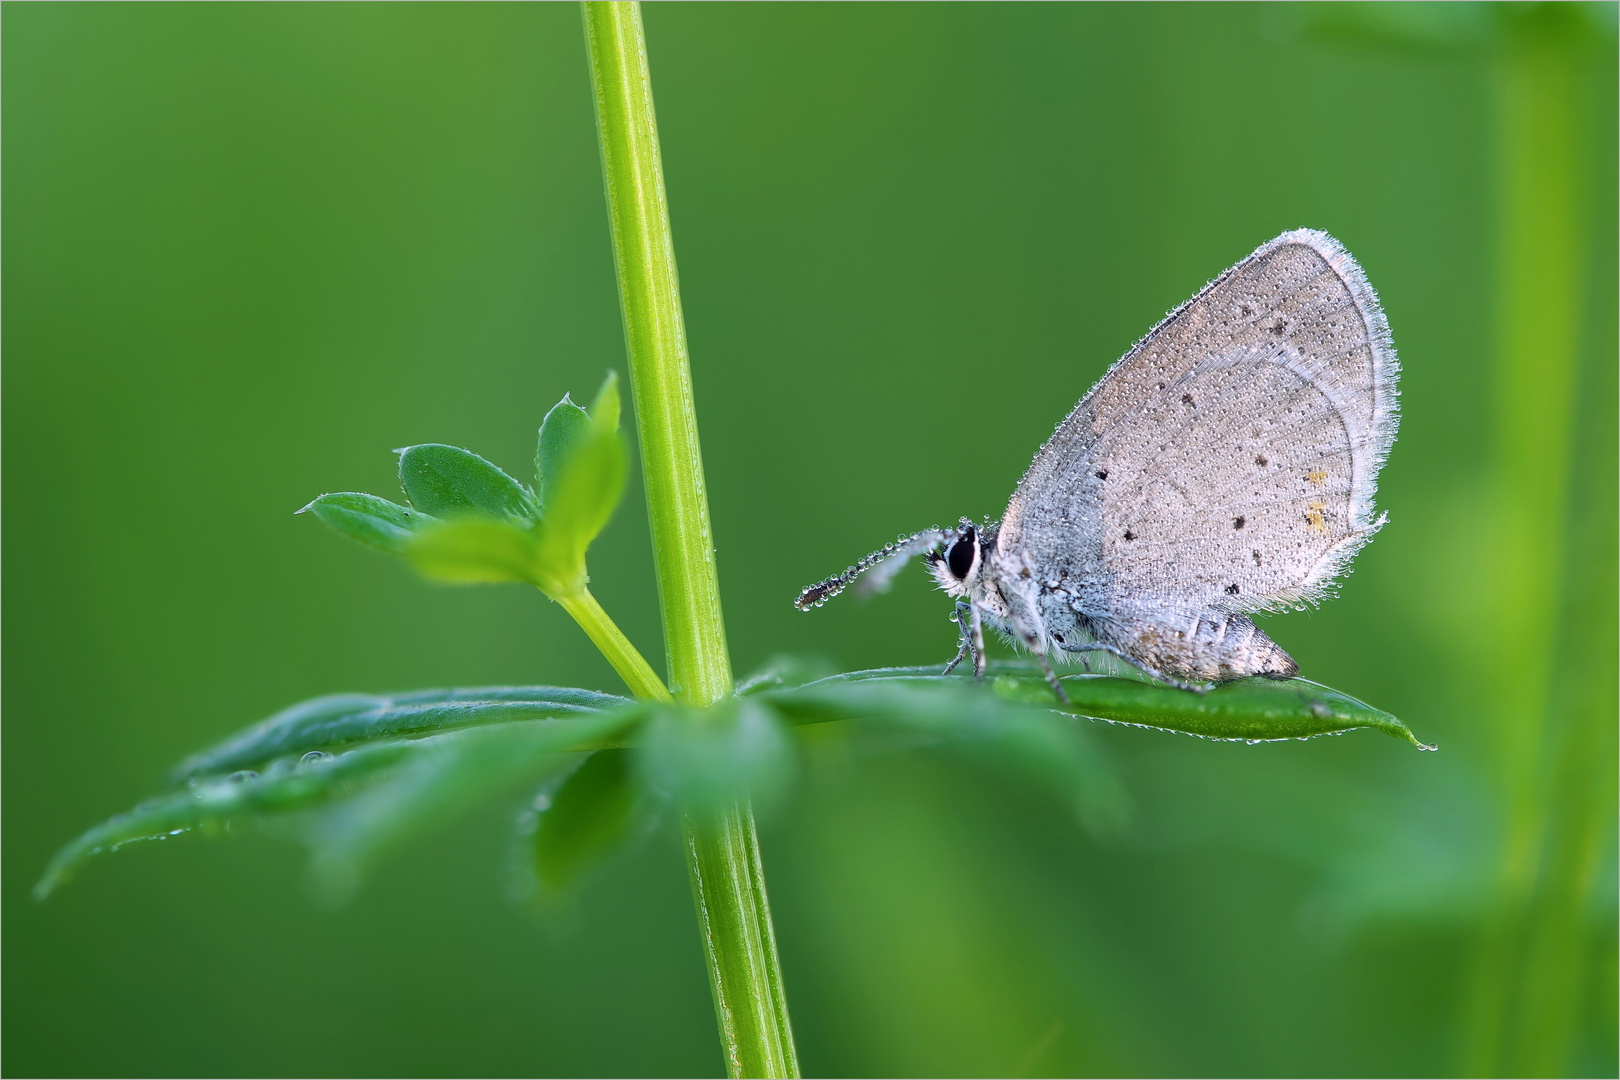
946,527,977,580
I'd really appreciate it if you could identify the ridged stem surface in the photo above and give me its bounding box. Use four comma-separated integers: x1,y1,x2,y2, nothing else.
582,5,799,1076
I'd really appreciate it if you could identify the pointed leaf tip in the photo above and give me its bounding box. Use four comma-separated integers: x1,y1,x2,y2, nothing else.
527,372,628,593
589,371,620,434
536,396,593,512
39,692,643,900
304,493,431,554
769,665,1427,749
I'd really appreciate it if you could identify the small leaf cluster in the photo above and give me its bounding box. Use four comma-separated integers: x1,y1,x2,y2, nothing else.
301,374,626,600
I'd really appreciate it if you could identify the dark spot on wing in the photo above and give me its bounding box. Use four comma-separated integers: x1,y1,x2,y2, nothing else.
1234,515,1245,529
1255,454,1268,467
1253,550,1262,565
1123,529,1136,541
1181,393,1195,406
1095,469,1107,480
1225,583,1240,595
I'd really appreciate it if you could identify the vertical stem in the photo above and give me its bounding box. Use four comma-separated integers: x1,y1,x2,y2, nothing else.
1465,12,1610,1075
581,4,800,1076
581,0,728,709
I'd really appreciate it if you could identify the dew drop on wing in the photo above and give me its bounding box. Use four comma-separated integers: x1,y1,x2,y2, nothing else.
300,750,333,764
227,770,258,783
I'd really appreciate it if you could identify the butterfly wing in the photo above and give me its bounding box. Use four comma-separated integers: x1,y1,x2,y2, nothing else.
1000,229,1399,616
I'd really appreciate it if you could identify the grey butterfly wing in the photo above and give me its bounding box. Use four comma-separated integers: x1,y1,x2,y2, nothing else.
1000,229,1399,615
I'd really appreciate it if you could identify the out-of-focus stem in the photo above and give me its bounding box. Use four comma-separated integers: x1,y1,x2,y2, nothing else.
1464,13,1611,1076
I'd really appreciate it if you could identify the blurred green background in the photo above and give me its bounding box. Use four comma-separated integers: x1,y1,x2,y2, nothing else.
5,3,1615,1076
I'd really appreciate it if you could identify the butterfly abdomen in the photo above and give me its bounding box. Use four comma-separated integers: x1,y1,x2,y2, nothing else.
1116,610,1298,682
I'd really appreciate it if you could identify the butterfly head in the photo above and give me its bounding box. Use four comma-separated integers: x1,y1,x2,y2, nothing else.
925,520,994,600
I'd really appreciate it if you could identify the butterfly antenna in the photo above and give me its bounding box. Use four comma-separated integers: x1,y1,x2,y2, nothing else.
795,526,960,610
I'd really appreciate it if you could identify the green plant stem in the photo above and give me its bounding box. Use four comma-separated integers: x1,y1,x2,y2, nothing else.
557,588,672,703
1464,14,1609,1076
581,0,728,708
681,802,798,1079
582,3,800,1076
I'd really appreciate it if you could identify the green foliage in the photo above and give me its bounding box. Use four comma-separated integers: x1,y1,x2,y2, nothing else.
297,493,434,554
302,373,627,606
38,659,1425,903
397,443,539,522
529,749,650,895
530,372,628,593
37,709,641,903
535,394,592,512
11,3,1613,1076
406,517,547,585
174,687,631,780
640,697,795,814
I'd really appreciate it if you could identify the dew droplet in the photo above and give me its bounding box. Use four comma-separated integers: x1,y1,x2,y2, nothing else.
227,770,259,783
300,750,332,764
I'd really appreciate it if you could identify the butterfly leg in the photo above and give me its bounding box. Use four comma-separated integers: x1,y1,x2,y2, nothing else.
1034,647,1069,704
1057,641,1210,695
970,603,986,679
943,601,975,676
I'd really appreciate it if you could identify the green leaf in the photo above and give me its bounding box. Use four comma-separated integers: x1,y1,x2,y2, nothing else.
36,738,417,900
587,369,621,435
38,710,642,902
763,671,1125,833
530,748,652,895
396,443,538,522
532,374,627,587
405,517,542,585
773,664,1432,749
535,394,592,513
298,492,434,554
1030,670,1428,747
638,697,794,814
735,654,840,696
176,686,633,781
301,721,602,903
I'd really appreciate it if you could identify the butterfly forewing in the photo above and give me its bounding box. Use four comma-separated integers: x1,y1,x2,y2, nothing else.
1001,229,1398,614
